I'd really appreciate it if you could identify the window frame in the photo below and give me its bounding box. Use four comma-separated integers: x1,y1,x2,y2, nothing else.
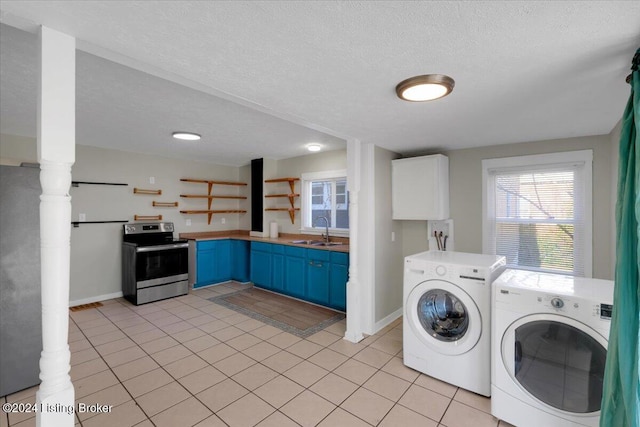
300,169,349,236
482,150,593,277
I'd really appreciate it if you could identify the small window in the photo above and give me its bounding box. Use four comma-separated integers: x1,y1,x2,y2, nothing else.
301,170,349,234
482,151,592,277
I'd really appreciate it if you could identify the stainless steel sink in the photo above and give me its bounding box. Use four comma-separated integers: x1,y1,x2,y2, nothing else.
289,240,342,247
310,241,343,247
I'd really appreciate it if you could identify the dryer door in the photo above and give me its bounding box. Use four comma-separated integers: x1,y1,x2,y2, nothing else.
501,314,608,415
405,279,482,355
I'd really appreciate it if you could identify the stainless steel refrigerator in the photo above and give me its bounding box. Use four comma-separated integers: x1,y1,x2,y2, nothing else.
0,164,42,396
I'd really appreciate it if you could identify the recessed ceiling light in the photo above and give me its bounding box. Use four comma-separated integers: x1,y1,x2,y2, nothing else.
307,143,322,152
172,132,201,141
395,74,455,102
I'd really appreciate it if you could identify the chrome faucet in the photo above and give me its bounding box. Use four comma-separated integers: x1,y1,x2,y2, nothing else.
315,216,330,243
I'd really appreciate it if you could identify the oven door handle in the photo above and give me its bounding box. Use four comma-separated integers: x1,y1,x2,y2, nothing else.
135,243,189,252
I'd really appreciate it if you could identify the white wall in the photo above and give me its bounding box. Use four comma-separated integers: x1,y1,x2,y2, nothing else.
239,163,252,231
0,134,37,165
1,134,246,303
373,146,403,327
400,133,615,280
1,133,347,302
264,149,347,235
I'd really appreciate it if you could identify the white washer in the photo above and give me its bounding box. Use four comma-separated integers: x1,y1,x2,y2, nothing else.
492,269,614,427
403,251,506,396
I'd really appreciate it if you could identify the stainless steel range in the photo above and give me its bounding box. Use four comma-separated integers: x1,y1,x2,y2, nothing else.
122,222,189,305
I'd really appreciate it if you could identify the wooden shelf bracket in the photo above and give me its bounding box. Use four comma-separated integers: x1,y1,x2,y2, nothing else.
152,201,179,207
134,215,163,221
265,178,300,223
134,188,162,195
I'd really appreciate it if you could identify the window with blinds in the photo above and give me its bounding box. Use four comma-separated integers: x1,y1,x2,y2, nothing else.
482,151,593,277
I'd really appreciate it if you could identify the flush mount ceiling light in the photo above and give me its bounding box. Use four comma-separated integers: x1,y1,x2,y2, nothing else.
395,74,455,102
307,143,322,152
172,131,201,141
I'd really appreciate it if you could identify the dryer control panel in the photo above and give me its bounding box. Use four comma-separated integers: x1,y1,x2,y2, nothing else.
495,286,613,333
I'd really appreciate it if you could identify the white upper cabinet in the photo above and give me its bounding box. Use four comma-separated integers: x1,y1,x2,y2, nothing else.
392,154,449,220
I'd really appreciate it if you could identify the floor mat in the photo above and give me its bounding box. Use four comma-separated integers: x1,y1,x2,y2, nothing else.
208,287,345,338
69,301,103,312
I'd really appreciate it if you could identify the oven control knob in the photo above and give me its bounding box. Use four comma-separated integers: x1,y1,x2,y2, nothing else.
551,298,564,309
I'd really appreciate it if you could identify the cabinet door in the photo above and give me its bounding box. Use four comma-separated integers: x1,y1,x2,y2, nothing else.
195,241,217,288
250,243,272,289
231,240,250,282
214,239,232,283
392,154,449,220
272,252,285,292
329,263,348,311
306,249,330,305
284,255,305,298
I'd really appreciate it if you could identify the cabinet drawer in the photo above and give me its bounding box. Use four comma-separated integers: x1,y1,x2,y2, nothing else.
251,241,272,252
285,246,306,258
197,240,218,250
330,252,349,265
306,248,330,262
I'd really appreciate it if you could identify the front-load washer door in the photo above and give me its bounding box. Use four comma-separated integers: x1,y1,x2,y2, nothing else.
501,314,608,417
405,279,482,356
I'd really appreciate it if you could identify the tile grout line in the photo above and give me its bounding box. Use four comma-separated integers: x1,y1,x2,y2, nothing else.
13,284,493,427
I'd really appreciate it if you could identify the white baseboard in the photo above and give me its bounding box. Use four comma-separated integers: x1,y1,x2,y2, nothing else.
373,307,403,334
69,291,123,307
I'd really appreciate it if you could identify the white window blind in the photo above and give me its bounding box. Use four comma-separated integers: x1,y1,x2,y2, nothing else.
483,151,592,277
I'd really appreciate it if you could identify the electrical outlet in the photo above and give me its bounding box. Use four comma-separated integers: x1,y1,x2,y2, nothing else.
79,213,86,222
186,219,192,226
221,218,226,225
149,176,155,184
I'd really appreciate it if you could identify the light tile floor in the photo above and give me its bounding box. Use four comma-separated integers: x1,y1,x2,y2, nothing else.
1,282,516,427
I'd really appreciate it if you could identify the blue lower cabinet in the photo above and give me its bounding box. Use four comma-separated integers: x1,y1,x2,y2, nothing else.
245,241,348,311
329,252,349,311
306,249,330,306
231,240,250,282
196,245,216,287
284,246,306,298
195,239,231,288
272,244,285,292
250,242,272,289
214,239,231,283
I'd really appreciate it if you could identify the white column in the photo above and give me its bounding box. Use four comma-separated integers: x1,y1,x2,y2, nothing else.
345,139,364,342
36,26,76,427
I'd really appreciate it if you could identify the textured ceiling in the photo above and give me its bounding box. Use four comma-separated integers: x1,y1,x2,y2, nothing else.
1,1,639,166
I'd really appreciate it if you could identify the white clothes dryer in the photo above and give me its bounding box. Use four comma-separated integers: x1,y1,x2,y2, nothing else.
491,269,614,427
403,251,506,396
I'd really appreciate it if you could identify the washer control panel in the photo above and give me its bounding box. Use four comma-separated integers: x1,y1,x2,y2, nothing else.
498,288,613,328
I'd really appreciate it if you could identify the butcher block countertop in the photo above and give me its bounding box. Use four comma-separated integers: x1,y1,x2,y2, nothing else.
178,230,349,253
